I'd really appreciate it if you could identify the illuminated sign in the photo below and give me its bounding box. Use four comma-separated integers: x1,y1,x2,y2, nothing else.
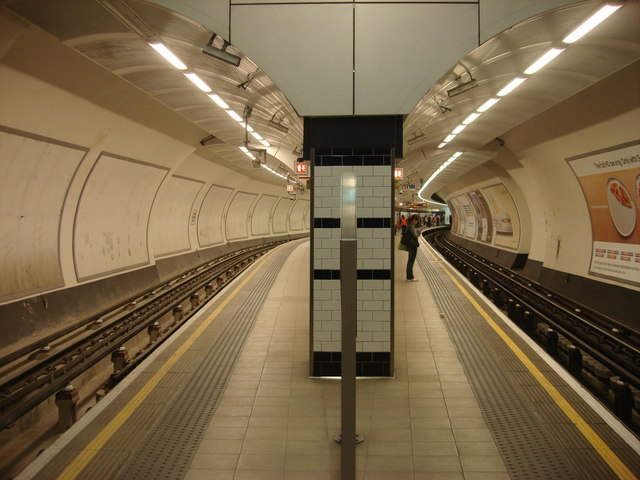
394,168,403,180
295,162,308,175
287,184,295,192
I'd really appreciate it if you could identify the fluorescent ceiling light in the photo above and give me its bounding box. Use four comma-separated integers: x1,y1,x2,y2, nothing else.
260,139,271,147
444,134,456,143
451,124,467,135
149,43,186,70
250,131,263,140
524,48,565,74
437,142,447,149
463,112,481,124
417,151,464,201
184,73,211,92
207,94,229,109
477,98,500,112
226,110,243,122
563,4,622,44
239,122,254,132
239,146,255,159
497,77,527,96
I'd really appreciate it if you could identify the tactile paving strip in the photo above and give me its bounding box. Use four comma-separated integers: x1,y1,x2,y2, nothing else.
109,246,292,480
418,252,607,480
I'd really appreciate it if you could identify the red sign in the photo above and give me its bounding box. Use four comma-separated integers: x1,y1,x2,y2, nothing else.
287,184,294,192
394,168,403,180
295,163,308,175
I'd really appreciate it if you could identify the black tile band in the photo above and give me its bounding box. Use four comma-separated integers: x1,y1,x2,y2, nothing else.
314,218,391,229
312,351,391,377
314,218,340,228
357,218,391,228
314,155,391,167
313,269,340,280
315,148,392,156
357,269,391,280
314,269,391,280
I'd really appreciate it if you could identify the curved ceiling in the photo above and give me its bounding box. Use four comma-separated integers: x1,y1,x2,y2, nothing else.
4,0,640,196
401,1,640,204
4,0,304,186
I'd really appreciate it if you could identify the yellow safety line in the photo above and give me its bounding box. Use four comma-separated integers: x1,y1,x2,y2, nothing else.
425,246,637,480
56,262,264,480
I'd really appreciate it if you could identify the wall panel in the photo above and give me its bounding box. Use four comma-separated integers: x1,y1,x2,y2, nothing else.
0,128,85,300
150,175,204,257
74,154,167,280
197,184,234,247
226,191,258,241
251,194,277,235
273,197,294,234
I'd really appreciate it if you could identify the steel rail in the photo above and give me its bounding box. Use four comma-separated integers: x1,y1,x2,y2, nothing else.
425,230,639,390
0,241,284,430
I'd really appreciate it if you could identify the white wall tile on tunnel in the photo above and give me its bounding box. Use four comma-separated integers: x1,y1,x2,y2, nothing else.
150,175,204,258
226,191,257,241
197,184,234,247
74,154,167,280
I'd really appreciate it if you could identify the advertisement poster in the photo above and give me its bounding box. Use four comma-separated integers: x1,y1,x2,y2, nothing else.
567,142,640,286
455,194,477,239
448,196,463,236
467,189,493,243
482,184,521,250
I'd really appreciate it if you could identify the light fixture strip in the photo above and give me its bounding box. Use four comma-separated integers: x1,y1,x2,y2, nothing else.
463,112,481,124
149,43,187,70
418,152,462,200
524,48,565,74
184,73,212,92
563,4,622,44
497,77,527,97
226,109,243,122
451,124,467,134
477,98,500,112
208,93,229,109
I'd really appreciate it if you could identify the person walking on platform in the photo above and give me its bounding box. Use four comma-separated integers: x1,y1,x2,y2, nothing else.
399,215,408,235
402,214,421,281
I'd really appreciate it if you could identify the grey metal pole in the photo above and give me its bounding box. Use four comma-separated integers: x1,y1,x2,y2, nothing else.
340,172,357,480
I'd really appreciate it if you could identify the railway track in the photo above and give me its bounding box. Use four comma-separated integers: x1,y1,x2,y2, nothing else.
0,240,287,431
425,228,640,432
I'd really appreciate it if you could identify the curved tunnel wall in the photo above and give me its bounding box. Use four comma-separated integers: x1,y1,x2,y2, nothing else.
0,17,308,347
441,60,640,326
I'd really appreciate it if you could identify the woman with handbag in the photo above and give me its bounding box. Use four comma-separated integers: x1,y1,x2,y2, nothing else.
401,214,422,282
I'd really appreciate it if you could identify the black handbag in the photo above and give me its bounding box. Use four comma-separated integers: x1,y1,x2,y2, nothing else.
401,229,419,249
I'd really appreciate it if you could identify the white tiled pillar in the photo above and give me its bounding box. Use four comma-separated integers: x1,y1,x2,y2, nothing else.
310,148,395,376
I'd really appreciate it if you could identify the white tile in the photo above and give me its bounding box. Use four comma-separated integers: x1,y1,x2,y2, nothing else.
322,341,341,351
363,300,384,311
358,186,373,197
373,166,391,176
314,207,332,217
372,248,389,259
323,321,341,331
363,176,383,187
314,186,332,197
373,290,390,301
362,321,383,331
372,332,390,342
321,300,340,311
353,166,373,176
373,187,388,197
372,311,389,321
